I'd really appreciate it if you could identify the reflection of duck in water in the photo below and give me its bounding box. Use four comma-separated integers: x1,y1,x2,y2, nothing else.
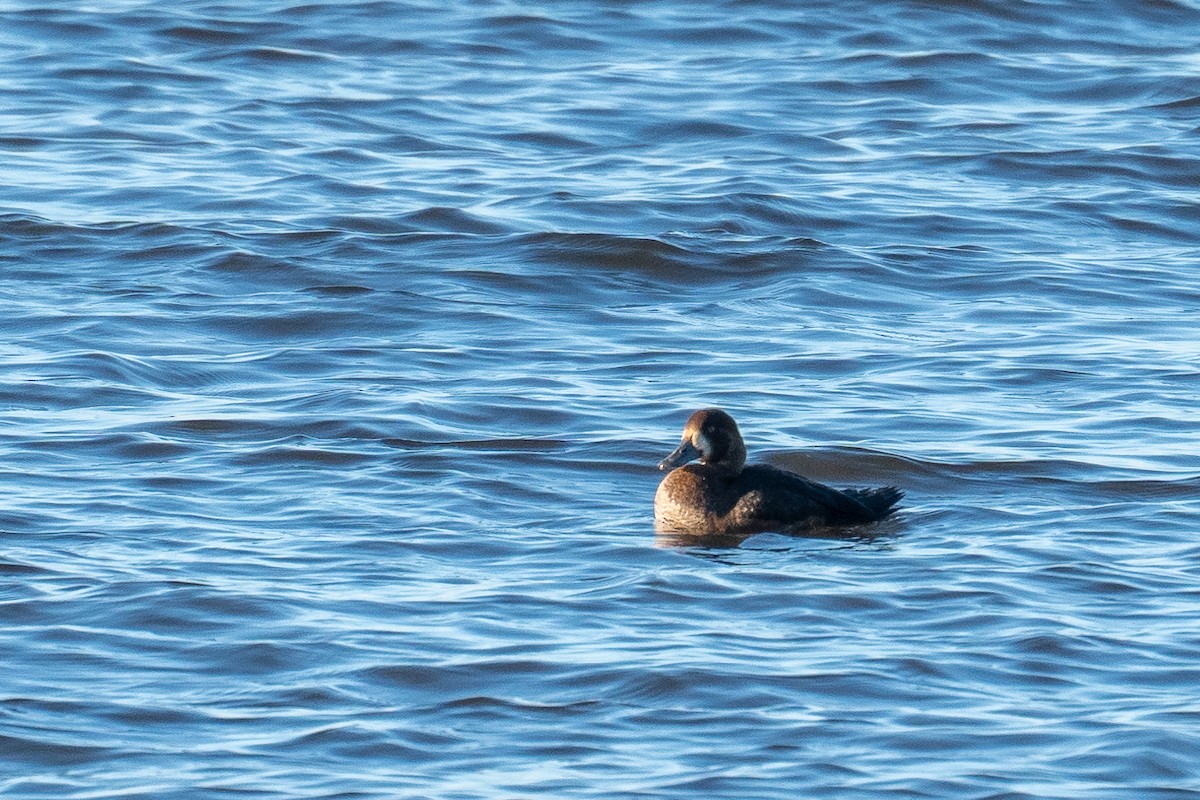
654,409,903,538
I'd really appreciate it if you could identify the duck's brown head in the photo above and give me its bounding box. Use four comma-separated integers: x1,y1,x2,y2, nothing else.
657,408,747,473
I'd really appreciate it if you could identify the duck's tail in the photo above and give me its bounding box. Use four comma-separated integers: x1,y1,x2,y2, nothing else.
844,486,904,521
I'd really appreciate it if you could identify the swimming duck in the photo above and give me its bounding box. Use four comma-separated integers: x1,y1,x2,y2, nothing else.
654,408,902,537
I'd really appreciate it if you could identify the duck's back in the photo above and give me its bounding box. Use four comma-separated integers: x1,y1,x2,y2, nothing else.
736,465,901,529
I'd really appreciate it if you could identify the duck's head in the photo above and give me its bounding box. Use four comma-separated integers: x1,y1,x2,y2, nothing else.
658,408,747,473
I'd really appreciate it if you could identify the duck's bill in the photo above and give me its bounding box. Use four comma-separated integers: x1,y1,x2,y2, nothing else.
658,440,700,471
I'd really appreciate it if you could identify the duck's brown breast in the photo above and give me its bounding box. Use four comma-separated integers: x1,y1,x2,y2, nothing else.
654,465,774,535
655,467,714,532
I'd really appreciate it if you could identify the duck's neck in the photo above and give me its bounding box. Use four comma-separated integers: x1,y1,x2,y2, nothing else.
704,440,746,475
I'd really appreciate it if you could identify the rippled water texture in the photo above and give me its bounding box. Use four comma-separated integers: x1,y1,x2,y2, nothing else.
3,1,1200,798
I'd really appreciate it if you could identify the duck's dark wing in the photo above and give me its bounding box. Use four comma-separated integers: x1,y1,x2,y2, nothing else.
738,464,899,525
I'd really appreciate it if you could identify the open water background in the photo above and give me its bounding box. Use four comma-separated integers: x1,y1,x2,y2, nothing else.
3,1,1200,797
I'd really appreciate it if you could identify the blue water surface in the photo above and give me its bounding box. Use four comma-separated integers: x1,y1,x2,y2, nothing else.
3,1,1200,798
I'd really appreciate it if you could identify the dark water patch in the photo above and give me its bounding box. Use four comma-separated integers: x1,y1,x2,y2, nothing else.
659,22,786,45
52,62,218,91
499,129,596,150
304,146,388,166
0,733,116,768
253,172,391,202
0,560,52,576
262,724,440,763
400,206,512,235
102,704,198,727
1149,93,1200,114
386,437,567,452
975,148,1200,190
0,136,47,150
200,308,377,340
4,9,112,41
1104,212,1200,242
520,231,711,278
640,118,755,141
375,131,454,153
318,215,418,235
104,435,198,461
479,13,604,52
145,416,394,443
163,20,295,47
771,449,1113,486
235,445,375,468
303,284,373,297
154,417,287,438
209,45,336,65
23,351,161,388
204,250,300,276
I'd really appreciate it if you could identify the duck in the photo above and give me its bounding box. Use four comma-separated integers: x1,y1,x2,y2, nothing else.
654,408,902,537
